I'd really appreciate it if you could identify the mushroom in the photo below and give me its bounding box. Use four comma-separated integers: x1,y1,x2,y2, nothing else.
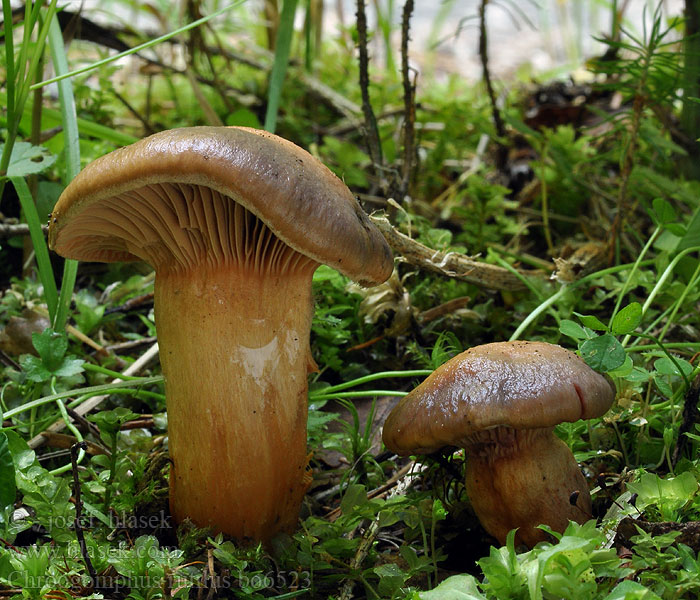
382,340,614,547
48,126,393,542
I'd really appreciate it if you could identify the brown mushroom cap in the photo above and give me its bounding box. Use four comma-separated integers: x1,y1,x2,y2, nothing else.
383,340,615,455
48,126,392,286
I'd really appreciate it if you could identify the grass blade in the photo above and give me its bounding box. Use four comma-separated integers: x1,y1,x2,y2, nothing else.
30,2,244,91
264,0,299,132
10,176,58,318
47,13,80,331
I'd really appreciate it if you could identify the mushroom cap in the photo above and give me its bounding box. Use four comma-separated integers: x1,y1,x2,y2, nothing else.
382,340,615,455
48,126,393,286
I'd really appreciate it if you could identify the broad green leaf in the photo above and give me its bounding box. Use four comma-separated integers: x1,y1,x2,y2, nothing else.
580,335,626,372
559,319,588,340
607,354,634,377
627,366,652,382
340,483,368,515
626,472,698,521
610,302,642,335
2,141,56,177
651,197,676,225
604,579,661,599
2,430,37,471
0,432,16,509
31,329,67,372
19,354,53,383
374,563,407,597
419,575,487,600
654,356,694,378
574,313,608,332
21,329,84,382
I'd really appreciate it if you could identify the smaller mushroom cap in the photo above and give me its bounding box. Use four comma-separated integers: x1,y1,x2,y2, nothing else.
383,341,614,455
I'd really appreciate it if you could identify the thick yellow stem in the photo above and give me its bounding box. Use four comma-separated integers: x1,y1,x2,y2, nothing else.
155,263,316,542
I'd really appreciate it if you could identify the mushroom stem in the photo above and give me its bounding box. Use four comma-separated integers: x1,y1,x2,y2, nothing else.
464,427,591,547
155,262,317,542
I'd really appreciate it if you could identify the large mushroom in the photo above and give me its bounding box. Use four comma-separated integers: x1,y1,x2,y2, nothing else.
48,126,393,542
382,341,615,547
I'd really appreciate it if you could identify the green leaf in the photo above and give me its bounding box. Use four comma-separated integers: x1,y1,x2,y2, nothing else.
610,302,642,335
607,354,634,377
31,329,67,372
580,335,626,372
574,313,608,332
604,580,661,599
22,329,84,382
626,472,698,521
654,356,694,378
53,358,86,378
0,432,16,509
651,197,676,225
559,320,588,340
19,355,53,383
340,484,368,515
419,574,487,600
2,141,56,177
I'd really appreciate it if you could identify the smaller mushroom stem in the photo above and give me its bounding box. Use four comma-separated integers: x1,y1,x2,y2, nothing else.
155,262,317,542
465,427,591,547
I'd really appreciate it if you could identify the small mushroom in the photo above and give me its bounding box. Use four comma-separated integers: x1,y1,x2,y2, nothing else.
49,126,393,542
382,340,614,547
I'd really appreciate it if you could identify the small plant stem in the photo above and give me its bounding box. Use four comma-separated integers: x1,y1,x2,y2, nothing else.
314,370,431,395
478,0,507,169
70,441,97,589
626,343,700,353
488,250,547,302
49,398,85,475
611,420,630,469
103,433,119,513
539,146,554,254
82,363,146,380
621,246,700,346
657,260,700,343
634,333,692,391
672,374,700,466
356,0,384,187
399,0,416,198
510,260,655,341
418,514,432,588
2,377,164,420
610,226,660,327
310,390,407,402
31,2,242,91
430,508,439,586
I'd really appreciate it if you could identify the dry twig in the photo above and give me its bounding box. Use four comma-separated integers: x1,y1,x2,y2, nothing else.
370,215,533,291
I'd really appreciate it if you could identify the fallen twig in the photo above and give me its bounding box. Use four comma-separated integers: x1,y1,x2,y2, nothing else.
0,223,47,237
370,215,534,291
